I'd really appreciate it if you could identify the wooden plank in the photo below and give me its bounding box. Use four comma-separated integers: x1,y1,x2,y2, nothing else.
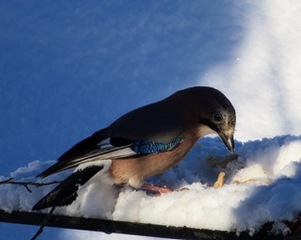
0,210,299,239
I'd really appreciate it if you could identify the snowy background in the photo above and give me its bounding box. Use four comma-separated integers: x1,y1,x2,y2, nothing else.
1,1,301,239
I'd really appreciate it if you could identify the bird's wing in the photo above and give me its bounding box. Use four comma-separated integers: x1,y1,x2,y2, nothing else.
37,127,183,178
37,130,132,178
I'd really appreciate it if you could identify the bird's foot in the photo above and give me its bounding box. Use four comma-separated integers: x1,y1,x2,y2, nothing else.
140,183,174,196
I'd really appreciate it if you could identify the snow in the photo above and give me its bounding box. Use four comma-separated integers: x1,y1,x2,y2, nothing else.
1,135,301,237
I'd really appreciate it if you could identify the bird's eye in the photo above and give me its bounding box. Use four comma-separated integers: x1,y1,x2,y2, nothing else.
212,112,223,123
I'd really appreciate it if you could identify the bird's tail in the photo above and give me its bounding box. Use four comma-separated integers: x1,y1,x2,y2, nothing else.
32,165,104,210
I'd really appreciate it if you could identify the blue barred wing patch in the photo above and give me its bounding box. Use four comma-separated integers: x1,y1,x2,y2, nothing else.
131,136,183,155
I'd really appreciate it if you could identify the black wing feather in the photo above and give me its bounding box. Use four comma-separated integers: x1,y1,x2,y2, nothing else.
36,134,107,178
36,128,136,178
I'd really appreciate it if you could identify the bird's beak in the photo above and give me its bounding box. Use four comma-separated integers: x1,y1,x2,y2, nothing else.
218,131,235,153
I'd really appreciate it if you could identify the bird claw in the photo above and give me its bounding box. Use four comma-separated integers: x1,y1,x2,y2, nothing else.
140,183,174,196
139,184,190,196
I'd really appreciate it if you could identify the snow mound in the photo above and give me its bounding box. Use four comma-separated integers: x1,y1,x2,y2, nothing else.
1,135,301,235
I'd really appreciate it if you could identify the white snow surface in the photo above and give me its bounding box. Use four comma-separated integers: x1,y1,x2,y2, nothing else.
1,135,301,236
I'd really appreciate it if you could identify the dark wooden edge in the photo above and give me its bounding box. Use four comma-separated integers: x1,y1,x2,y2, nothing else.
0,210,299,239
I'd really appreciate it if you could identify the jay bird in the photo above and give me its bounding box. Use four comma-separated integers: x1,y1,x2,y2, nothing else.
32,86,236,210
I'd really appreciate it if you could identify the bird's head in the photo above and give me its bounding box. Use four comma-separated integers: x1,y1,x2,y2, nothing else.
198,87,236,152
199,109,236,153
176,87,236,152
